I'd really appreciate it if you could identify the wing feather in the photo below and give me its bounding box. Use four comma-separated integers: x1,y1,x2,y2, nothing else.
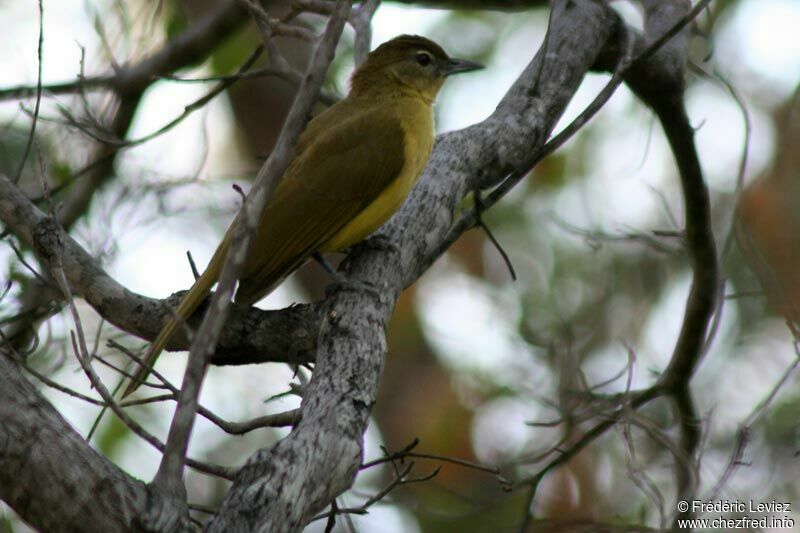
234,105,406,304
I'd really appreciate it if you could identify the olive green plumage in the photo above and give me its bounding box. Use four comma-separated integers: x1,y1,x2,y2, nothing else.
124,35,481,397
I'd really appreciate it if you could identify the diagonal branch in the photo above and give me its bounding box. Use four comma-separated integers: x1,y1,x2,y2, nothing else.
0,351,186,532
0,172,322,365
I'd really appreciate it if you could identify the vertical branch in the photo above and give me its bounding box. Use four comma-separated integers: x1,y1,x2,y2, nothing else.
151,0,352,503
352,0,381,66
625,0,718,522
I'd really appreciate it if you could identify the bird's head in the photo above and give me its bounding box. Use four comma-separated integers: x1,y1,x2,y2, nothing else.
350,35,483,102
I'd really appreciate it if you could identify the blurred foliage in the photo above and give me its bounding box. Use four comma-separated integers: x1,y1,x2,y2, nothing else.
94,412,133,460
764,395,800,449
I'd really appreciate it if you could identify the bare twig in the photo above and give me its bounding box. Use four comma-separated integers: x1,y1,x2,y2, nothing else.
30,215,233,483
624,433,666,528
352,0,381,65
104,339,298,434
427,0,713,271
362,438,509,487
474,190,517,281
186,250,201,281
1,324,105,407
312,462,435,523
162,67,340,104
548,214,683,256
705,340,800,503
13,0,45,185
53,46,264,148
238,0,317,43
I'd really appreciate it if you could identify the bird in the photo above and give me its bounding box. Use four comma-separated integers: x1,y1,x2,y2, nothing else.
123,35,482,396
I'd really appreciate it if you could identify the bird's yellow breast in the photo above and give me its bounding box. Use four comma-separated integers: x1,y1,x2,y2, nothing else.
321,98,434,252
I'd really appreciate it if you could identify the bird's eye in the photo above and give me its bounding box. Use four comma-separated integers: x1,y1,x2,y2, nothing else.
415,52,432,66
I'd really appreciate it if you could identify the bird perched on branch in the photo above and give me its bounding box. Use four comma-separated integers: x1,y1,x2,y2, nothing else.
124,35,482,396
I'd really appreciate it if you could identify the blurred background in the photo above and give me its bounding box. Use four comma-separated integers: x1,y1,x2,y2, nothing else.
1,0,799,531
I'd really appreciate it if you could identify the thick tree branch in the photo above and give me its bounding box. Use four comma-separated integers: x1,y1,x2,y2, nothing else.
0,173,321,364
0,355,188,532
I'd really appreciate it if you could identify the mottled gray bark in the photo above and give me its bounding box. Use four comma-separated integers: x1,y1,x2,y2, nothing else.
0,355,191,532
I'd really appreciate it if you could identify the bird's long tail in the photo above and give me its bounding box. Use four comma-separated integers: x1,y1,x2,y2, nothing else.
122,255,223,398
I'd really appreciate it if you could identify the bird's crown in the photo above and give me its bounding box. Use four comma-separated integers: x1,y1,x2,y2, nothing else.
367,35,449,65
349,35,481,100
350,35,449,93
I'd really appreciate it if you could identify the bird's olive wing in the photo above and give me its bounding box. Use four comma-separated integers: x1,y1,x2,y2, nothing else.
234,108,406,304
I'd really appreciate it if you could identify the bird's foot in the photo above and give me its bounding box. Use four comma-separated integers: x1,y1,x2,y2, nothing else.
361,234,400,256
312,252,339,277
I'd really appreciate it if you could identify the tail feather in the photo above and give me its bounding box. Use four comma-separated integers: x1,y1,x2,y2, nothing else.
122,261,221,397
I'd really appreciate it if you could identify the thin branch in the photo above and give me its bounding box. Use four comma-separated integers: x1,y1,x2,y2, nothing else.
0,76,113,101
428,0,713,272
352,0,381,65
52,46,264,148
474,190,517,281
162,67,340,105
1,325,105,407
548,214,683,256
238,0,317,43
186,250,201,281
619,418,667,530
704,337,800,503
362,438,509,487
13,0,45,185
670,385,700,526
105,339,298,434
311,463,420,523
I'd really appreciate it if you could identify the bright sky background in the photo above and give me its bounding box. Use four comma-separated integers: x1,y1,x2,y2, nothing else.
1,0,799,530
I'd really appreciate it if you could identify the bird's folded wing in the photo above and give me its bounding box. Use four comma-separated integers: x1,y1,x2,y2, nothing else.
234,106,406,305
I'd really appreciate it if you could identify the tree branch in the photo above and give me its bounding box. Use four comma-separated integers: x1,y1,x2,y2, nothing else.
0,173,322,365
388,0,547,9
0,355,186,532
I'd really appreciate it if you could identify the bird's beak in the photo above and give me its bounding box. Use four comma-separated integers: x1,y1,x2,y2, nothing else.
443,57,484,76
